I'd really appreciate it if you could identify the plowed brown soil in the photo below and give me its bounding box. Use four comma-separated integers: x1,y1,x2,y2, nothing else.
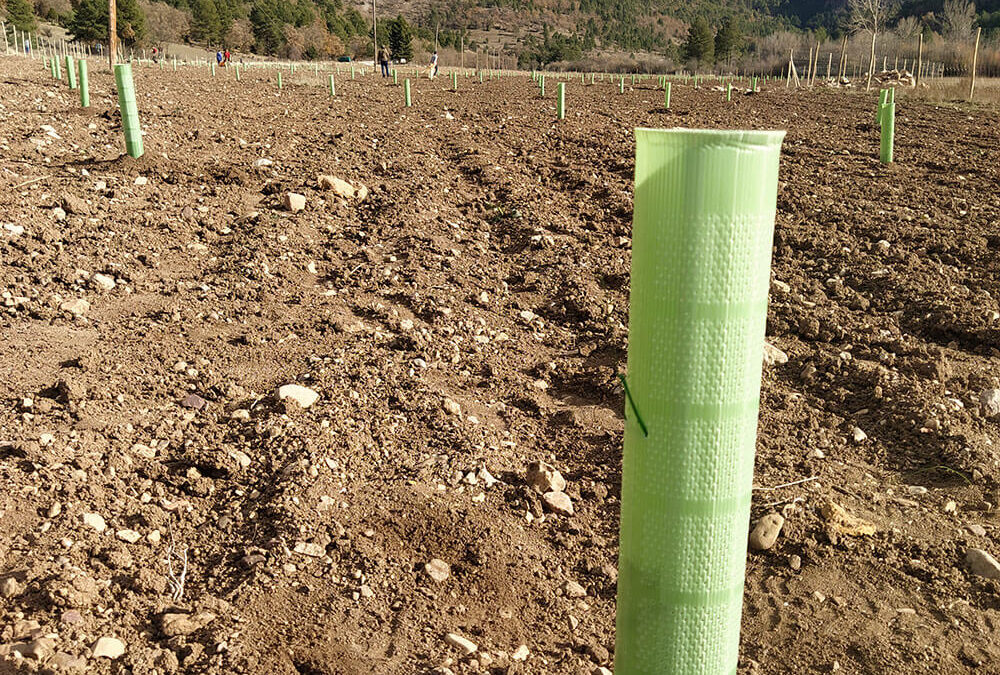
2,56,1000,674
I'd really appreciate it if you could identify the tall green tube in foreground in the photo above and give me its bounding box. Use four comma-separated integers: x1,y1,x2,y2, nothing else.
114,64,144,158
557,81,565,119
616,128,785,675
404,79,411,106
78,59,89,107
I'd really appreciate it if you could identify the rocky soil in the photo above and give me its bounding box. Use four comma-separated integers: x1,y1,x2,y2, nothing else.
2,57,1000,674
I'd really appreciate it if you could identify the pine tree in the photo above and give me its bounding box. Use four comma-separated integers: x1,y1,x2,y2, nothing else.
192,0,222,43
68,0,145,45
68,0,107,42
116,0,147,44
386,14,412,62
7,0,38,32
714,17,742,65
683,17,714,63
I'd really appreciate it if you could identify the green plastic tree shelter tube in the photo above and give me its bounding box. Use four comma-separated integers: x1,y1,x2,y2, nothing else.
329,74,336,96
66,56,77,89
557,81,565,119
880,101,895,163
78,59,89,107
665,82,671,109
114,64,144,158
616,128,785,675
404,79,412,107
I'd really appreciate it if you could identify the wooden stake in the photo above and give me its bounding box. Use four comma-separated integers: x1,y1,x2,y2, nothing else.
838,35,848,80
916,33,923,86
969,26,981,100
826,52,832,81
109,0,118,69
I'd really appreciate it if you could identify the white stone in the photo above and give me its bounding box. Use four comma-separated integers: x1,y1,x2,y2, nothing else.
980,389,1000,417
444,633,477,655
277,384,319,409
293,541,325,557
763,341,789,366
424,559,450,583
116,529,141,543
511,645,530,661
92,273,116,291
82,513,107,533
92,637,125,659
283,193,306,212
442,398,462,416
967,548,1000,580
60,299,90,316
543,491,574,516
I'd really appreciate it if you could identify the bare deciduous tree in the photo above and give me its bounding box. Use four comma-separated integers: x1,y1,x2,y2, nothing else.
941,0,976,42
849,0,898,89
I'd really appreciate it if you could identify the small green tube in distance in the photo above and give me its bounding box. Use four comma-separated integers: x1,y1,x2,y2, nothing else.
329,73,336,96
619,77,624,93
78,59,89,107
211,61,216,77
557,81,565,119
665,81,671,109
404,78,411,106
540,75,545,97
393,69,398,85
114,63,144,158
453,71,458,91
235,63,241,81
616,127,785,675
277,72,282,89
880,101,895,163
55,58,61,80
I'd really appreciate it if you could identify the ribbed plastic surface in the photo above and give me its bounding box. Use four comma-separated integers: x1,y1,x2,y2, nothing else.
114,64,144,158
616,128,785,675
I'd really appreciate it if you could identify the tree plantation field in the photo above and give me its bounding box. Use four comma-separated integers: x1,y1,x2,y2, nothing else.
2,55,1000,674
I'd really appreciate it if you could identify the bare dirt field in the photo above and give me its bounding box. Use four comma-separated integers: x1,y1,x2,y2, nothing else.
2,56,1000,674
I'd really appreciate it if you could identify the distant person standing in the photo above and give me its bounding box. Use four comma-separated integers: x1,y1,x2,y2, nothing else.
224,49,231,65
428,51,438,80
379,44,391,77
216,51,223,66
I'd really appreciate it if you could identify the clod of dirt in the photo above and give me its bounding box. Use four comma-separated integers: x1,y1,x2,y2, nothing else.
821,501,877,537
61,193,90,215
526,461,566,493
159,611,217,637
966,548,1000,580
749,513,785,551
